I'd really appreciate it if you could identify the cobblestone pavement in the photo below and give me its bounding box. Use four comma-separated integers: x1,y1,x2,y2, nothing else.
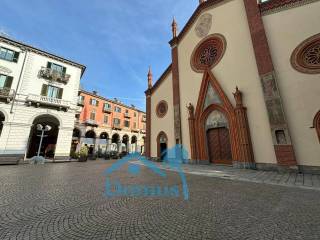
0,160,320,240
133,161,320,191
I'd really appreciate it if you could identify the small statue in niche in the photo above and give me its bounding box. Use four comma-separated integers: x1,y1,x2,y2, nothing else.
187,103,195,119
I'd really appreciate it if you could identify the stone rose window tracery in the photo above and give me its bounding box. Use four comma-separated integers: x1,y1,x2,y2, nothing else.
291,33,320,74
191,34,226,72
156,100,168,118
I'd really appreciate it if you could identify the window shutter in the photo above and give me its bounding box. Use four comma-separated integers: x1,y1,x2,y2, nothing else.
13,52,19,63
58,88,63,99
90,98,92,105
63,67,66,73
47,62,52,69
96,100,99,107
4,76,13,89
41,84,48,96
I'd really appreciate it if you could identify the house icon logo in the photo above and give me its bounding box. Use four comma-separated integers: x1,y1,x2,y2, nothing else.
104,145,189,200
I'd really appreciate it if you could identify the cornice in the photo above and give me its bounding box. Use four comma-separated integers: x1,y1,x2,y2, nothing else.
79,89,145,113
260,0,320,16
0,36,86,76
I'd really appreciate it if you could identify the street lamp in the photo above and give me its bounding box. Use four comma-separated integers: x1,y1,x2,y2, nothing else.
36,124,52,157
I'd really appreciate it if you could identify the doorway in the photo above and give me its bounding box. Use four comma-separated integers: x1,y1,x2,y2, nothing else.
206,127,232,165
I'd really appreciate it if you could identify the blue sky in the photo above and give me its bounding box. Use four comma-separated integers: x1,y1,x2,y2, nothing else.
0,0,198,111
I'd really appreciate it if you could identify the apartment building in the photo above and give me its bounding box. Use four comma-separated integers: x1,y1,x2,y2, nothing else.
0,36,85,163
73,90,146,156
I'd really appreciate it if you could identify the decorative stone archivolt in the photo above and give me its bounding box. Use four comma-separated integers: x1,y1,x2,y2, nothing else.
291,33,320,74
156,100,168,118
191,34,226,72
205,110,228,130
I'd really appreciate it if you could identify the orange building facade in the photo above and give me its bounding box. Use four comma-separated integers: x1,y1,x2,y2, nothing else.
73,90,146,156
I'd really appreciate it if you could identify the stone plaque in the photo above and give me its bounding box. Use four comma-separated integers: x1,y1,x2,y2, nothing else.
195,13,212,38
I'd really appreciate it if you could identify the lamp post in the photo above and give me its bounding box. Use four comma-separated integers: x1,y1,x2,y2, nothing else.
36,124,52,157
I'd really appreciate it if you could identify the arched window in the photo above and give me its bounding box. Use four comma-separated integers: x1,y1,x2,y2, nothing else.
0,111,5,137
314,111,320,143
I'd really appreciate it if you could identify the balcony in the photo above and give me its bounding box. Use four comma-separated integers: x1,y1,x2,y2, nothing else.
124,113,131,118
142,116,146,122
0,87,14,102
140,129,146,134
77,99,84,106
39,67,71,84
112,123,122,130
131,129,139,133
26,94,71,109
103,106,112,113
84,119,98,127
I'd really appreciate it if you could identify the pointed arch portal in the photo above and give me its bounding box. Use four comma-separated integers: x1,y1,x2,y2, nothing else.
192,70,255,167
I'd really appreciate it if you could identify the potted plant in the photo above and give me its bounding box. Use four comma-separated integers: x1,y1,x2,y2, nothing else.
79,146,88,162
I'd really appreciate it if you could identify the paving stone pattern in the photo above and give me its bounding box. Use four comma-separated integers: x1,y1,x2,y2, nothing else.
0,160,319,240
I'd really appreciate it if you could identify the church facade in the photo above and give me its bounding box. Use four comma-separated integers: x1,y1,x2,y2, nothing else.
145,0,320,173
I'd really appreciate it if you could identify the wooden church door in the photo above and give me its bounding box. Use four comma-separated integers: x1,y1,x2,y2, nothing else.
207,127,232,165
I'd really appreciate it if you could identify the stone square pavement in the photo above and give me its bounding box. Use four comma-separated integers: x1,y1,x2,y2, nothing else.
133,161,320,191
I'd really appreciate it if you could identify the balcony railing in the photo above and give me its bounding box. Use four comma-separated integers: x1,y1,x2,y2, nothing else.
103,106,112,113
77,99,84,106
39,67,71,84
0,87,14,102
26,94,71,108
124,113,131,118
84,119,98,127
113,123,122,129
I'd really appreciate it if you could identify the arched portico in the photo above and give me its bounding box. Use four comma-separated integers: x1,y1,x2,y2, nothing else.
26,114,60,158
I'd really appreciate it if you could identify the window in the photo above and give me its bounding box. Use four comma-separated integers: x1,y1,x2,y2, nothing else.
143,123,146,130
0,47,19,62
124,120,130,128
41,84,63,99
47,62,66,73
90,111,96,121
133,122,137,129
104,103,111,110
113,118,121,125
134,112,137,117
104,115,108,124
114,106,121,113
0,74,13,89
90,98,99,106
78,95,85,103
125,109,129,113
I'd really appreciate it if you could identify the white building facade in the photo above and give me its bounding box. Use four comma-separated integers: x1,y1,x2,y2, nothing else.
0,36,85,163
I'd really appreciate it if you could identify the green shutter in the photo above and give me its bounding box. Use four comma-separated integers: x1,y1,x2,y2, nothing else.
96,100,99,107
89,98,92,105
13,52,19,63
41,84,48,96
58,88,63,99
47,62,52,69
62,67,66,73
4,76,13,89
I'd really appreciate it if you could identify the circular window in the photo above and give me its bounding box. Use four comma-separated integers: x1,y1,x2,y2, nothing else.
291,33,320,74
191,34,226,72
156,101,168,118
